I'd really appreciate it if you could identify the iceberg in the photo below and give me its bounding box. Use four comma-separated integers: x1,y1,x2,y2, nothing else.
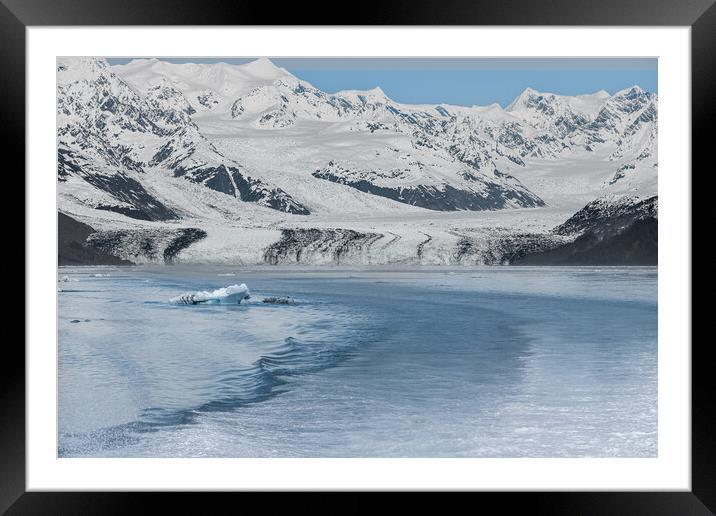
170,284,251,305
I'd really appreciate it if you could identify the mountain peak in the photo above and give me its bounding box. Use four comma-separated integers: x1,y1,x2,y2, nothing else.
335,85,391,104
614,85,646,97
242,57,287,79
142,57,162,66
506,87,546,111
58,56,109,70
57,57,110,84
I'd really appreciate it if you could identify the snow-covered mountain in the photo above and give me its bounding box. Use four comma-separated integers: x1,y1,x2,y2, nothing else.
57,57,309,219
57,57,658,265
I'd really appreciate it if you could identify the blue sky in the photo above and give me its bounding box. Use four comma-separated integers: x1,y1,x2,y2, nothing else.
106,57,657,107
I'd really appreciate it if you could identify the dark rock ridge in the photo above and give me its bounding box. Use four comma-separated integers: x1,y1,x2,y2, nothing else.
58,212,133,266
264,228,382,265
553,196,657,236
59,148,178,222
82,172,179,222
515,219,657,265
313,167,544,211
513,196,658,265
174,164,310,215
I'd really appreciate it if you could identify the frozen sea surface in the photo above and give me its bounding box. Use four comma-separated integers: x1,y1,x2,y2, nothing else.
58,266,657,457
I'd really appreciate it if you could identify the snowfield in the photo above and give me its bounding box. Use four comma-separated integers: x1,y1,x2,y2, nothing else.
57,57,658,265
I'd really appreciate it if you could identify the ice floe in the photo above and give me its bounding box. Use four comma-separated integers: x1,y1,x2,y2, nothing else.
169,284,251,305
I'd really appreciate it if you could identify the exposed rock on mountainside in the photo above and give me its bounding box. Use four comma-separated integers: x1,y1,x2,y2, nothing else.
312,162,544,211
553,195,658,236
514,196,658,265
58,212,133,265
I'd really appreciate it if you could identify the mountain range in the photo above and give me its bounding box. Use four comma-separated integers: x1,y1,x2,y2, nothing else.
57,57,658,265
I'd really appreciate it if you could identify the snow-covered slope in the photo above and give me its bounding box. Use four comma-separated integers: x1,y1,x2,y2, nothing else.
57,57,658,265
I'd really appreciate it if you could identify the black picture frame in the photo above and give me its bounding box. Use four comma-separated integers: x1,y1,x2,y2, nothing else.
5,0,709,513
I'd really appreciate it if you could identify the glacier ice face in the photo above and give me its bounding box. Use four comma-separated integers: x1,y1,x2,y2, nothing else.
169,284,251,305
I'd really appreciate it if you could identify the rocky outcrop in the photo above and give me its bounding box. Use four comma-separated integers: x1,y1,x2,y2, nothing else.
58,212,133,265
313,163,544,211
553,195,657,236
513,196,658,265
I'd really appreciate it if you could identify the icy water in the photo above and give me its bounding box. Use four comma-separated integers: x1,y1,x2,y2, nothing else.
58,266,657,457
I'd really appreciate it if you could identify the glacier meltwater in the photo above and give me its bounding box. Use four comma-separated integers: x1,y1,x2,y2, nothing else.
58,266,657,457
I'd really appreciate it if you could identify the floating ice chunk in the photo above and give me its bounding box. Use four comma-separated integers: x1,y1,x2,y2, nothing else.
170,284,251,305
262,296,295,305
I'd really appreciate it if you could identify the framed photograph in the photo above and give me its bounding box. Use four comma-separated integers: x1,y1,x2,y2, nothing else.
7,0,709,512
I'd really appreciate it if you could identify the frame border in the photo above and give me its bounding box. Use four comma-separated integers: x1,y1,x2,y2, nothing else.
7,0,710,513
